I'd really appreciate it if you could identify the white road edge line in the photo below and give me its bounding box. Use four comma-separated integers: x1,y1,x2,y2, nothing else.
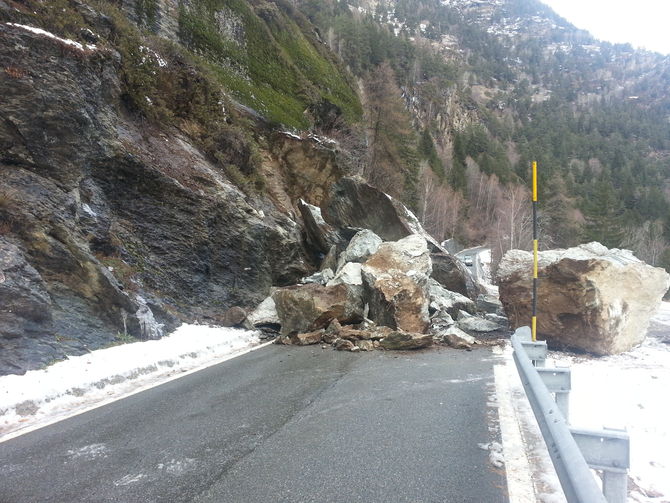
0,340,275,444
493,345,537,502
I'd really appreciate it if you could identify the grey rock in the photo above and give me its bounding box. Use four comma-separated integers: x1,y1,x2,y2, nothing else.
457,313,503,333
429,309,455,337
321,176,445,253
327,262,362,287
484,313,509,327
0,240,59,375
320,245,338,272
476,294,505,316
431,252,482,300
302,268,335,285
337,229,382,269
440,326,477,349
428,279,476,318
298,199,341,255
248,296,280,327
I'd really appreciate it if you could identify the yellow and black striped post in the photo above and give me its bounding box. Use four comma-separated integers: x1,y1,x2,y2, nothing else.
532,161,538,342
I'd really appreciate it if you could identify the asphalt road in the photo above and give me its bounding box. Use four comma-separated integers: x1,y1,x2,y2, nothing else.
0,345,508,503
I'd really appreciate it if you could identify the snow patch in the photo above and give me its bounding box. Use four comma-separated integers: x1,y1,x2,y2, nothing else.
495,302,670,502
0,325,261,441
6,23,97,51
114,473,147,486
66,443,108,460
139,45,167,67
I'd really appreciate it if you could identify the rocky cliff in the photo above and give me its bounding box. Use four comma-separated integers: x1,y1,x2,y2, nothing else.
0,0,358,375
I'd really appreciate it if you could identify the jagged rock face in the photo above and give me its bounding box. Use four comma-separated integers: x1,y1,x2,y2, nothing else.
272,283,365,336
297,199,342,255
430,252,482,300
427,278,475,319
362,235,431,333
320,176,480,299
322,176,419,242
0,23,313,374
498,243,670,355
0,240,58,374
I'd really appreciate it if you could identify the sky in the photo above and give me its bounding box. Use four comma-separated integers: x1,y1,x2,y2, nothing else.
540,0,670,55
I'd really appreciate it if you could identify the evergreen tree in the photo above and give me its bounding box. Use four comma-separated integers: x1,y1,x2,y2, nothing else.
364,62,418,206
581,176,625,248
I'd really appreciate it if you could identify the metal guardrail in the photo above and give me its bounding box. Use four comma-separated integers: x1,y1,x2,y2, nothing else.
511,327,630,503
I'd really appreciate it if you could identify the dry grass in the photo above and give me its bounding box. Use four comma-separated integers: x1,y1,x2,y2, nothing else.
4,66,26,79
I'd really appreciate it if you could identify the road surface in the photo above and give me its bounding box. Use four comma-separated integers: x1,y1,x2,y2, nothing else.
0,345,508,503
455,246,490,284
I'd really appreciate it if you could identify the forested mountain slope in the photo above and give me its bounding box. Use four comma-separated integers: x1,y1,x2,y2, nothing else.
299,0,670,266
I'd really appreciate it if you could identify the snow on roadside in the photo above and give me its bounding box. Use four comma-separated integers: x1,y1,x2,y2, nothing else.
496,302,670,502
548,302,670,502
0,325,261,441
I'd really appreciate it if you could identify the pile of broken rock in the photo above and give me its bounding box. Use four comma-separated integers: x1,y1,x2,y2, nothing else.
244,231,507,351
243,180,509,351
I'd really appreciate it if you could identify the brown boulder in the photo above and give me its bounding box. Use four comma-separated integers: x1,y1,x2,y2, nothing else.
379,331,433,350
272,283,364,336
498,243,670,355
220,306,247,327
334,338,355,351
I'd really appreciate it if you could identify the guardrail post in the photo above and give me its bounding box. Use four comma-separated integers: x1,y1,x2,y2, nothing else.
536,367,571,420
521,340,547,367
602,469,628,503
570,427,630,503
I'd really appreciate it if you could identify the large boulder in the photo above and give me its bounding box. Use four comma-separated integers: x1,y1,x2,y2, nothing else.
321,177,415,242
361,235,431,333
430,252,482,300
427,278,476,318
272,283,364,336
321,176,443,252
297,199,342,255
497,242,670,355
